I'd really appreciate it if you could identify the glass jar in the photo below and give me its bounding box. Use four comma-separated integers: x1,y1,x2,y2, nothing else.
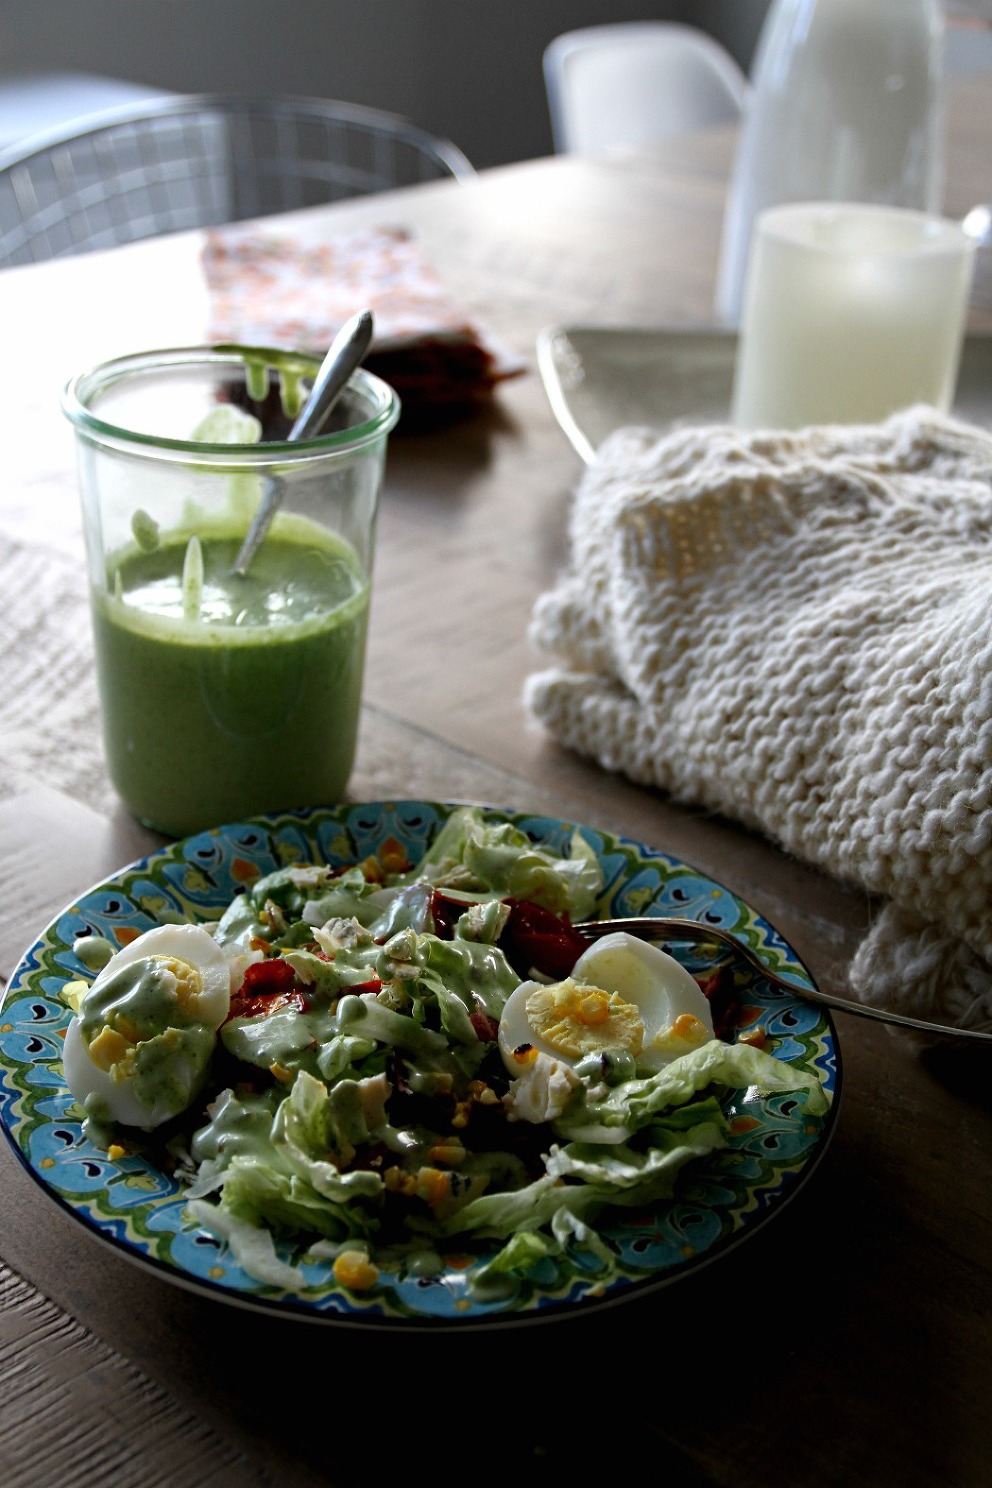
62,344,400,837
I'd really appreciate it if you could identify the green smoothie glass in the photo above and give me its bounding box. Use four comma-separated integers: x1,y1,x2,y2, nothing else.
63,345,400,837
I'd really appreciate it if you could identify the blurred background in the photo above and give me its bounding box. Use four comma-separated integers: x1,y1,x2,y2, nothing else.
0,0,773,165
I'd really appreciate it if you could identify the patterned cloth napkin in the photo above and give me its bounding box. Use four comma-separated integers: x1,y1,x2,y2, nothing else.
202,224,524,423
524,406,992,1031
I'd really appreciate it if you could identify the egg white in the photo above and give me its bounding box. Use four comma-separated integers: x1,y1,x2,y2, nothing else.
93,924,232,1028
62,922,233,1130
498,930,714,1078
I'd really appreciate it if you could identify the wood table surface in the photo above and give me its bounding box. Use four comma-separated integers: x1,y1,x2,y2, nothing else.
2,78,991,1488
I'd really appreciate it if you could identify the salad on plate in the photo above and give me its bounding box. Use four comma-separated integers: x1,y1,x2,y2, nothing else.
56,805,830,1305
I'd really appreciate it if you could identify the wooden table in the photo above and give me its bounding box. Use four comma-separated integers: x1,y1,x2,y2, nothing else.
2,82,990,1488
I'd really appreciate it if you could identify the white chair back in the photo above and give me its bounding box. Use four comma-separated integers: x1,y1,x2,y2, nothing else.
544,22,750,155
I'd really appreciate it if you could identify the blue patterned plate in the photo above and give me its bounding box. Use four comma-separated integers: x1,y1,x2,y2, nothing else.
0,800,840,1328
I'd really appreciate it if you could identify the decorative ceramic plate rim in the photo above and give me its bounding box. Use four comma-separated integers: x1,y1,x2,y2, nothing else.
536,323,992,464
0,800,841,1330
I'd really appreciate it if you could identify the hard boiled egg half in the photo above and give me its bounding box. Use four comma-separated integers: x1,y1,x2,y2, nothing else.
63,923,232,1131
498,930,715,1082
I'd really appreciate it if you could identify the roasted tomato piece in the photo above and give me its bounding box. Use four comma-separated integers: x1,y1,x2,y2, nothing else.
469,1008,500,1043
431,891,588,980
429,890,472,939
695,962,740,1042
227,957,310,1020
498,898,588,980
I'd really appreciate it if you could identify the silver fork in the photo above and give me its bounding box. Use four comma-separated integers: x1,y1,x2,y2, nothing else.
575,916,992,1044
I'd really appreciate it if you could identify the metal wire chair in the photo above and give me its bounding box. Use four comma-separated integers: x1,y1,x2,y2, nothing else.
0,92,475,269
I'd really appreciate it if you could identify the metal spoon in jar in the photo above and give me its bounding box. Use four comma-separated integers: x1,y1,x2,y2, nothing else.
230,308,375,578
575,916,992,1044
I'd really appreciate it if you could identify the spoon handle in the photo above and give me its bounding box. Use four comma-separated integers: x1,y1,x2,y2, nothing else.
230,310,374,578
287,309,374,441
576,916,992,1044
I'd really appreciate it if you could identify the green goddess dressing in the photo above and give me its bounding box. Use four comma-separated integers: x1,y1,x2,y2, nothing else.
91,513,369,837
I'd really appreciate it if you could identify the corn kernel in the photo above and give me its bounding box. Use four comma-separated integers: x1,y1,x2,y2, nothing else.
61,980,89,1014
428,1138,466,1168
383,1166,416,1196
671,1013,707,1043
452,1078,500,1129
578,991,610,1026
415,1167,451,1206
88,1026,133,1071
358,854,384,883
378,842,410,874
333,1250,379,1291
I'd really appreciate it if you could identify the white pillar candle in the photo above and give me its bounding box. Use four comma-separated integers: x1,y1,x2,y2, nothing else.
731,202,975,430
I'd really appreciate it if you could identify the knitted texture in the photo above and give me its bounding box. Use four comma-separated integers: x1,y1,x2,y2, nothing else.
524,407,992,1030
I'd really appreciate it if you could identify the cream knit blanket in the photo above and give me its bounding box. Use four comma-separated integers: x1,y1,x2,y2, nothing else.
524,407,992,1031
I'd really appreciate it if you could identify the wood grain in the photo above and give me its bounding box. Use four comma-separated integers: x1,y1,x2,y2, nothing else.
0,1260,251,1487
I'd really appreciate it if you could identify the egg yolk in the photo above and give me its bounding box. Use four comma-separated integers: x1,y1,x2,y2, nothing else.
87,1024,137,1074
80,953,206,1076
148,954,204,1012
525,977,644,1061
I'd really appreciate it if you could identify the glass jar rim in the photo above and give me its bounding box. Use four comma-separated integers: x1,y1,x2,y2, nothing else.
61,343,400,460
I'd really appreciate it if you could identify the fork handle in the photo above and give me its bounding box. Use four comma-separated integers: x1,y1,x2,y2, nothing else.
575,917,992,1044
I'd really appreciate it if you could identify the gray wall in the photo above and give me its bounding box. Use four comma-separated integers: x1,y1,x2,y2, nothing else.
0,1,771,168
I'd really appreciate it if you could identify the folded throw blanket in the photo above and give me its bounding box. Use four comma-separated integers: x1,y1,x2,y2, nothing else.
524,407,992,1031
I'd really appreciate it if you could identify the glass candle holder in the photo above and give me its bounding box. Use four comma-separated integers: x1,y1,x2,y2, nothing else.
731,202,976,431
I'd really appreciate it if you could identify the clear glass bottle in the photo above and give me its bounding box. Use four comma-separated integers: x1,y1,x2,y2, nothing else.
716,0,945,325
